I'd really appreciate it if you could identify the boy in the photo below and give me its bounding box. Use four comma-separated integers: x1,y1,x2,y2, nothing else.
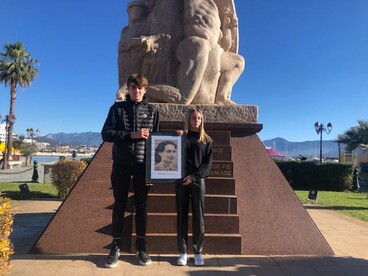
101,74,159,267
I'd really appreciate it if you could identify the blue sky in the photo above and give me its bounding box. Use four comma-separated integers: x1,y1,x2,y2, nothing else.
0,0,367,142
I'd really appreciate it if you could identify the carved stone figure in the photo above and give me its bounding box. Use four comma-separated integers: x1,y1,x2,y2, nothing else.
118,0,245,105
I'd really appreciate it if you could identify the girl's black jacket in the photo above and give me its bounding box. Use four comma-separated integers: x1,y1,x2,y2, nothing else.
186,130,213,180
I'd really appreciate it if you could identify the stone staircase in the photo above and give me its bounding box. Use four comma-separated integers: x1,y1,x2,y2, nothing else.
31,120,334,256
130,130,242,254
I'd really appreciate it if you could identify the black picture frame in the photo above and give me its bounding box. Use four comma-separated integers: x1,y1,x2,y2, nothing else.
146,132,186,183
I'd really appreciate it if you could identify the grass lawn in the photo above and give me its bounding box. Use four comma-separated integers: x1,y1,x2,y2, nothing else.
0,182,59,200
295,190,368,222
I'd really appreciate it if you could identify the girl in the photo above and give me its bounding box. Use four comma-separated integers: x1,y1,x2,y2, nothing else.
176,108,213,266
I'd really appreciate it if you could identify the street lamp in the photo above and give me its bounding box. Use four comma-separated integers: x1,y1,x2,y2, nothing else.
314,122,332,162
1,114,16,170
26,128,41,144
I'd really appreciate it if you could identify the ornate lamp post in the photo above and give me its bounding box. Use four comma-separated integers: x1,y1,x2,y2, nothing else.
26,128,41,144
26,128,41,167
314,122,332,162
1,114,16,170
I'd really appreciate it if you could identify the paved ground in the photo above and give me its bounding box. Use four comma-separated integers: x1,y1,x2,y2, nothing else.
7,200,368,276
3,167,368,275
0,164,45,183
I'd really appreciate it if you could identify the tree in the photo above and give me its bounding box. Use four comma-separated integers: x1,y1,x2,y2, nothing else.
337,120,368,152
20,143,38,165
0,42,39,161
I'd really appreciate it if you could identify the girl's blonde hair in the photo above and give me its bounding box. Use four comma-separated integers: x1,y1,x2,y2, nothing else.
184,108,212,144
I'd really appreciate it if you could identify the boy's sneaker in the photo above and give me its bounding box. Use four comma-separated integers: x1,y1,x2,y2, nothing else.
105,241,120,268
135,237,152,265
136,250,152,265
177,253,188,266
194,254,204,266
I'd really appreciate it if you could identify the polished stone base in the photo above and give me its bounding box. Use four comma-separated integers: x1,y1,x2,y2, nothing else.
152,104,258,124
31,106,333,255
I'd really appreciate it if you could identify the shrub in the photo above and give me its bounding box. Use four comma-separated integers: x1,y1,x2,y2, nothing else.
51,160,87,199
0,197,14,274
276,161,353,191
80,157,92,165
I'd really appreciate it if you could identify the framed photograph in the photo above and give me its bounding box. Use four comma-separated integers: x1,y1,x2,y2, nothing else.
146,132,186,183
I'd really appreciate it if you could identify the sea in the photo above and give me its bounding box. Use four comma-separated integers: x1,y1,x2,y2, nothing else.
32,155,91,164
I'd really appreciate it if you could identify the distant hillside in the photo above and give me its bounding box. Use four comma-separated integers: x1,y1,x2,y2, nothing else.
262,137,340,159
37,132,340,158
39,132,103,146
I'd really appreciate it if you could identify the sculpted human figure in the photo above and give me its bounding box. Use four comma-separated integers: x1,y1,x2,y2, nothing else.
174,0,245,105
118,0,183,103
141,33,172,84
219,3,238,53
215,1,244,103
175,0,222,104
118,0,149,88
118,0,245,105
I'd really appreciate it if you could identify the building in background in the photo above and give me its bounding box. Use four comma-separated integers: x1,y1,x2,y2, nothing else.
265,147,290,161
0,122,5,142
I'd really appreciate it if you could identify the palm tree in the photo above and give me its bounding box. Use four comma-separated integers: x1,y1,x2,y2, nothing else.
0,42,39,161
337,120,368,152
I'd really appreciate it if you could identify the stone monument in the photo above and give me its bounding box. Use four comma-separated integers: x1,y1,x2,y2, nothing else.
31,0,334,256
118,0,244,105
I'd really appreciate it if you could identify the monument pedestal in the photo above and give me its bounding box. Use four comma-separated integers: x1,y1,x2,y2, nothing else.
31,105,333,255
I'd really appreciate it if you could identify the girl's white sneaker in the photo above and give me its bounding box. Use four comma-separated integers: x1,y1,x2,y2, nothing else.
194,254,204,266
177,253,188,266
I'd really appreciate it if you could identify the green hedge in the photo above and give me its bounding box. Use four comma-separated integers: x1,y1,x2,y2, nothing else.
80,157,92,165
275,161,353,191
51,160,87,199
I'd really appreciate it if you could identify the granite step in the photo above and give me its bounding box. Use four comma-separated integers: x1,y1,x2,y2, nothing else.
146,194,237,214
140,213,240,234
131,233,242,254
149,177,235,195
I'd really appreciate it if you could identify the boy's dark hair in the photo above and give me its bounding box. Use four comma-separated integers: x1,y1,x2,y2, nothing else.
126,74,148,88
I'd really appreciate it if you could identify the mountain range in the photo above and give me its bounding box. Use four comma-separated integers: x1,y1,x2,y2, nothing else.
38,132,341,158
39,132,103,147
262,137,340,158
